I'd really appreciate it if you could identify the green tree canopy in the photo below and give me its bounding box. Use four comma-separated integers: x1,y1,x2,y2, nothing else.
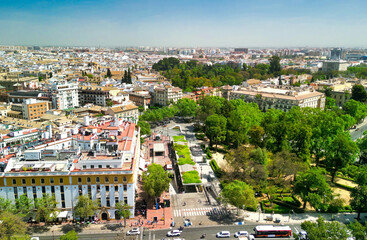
60,230,78,240
294,168,332,209
0,211,28,240
351,84,367,102
137,120,151,136
34,194,58,223
348,220,367,240
115,202,131,227
325,132,358,182
300,216,348,240
142,163,170,201
176,98,197,117
205,114,227,149
220,180,257,214
269,56,281,76
74,195,99,220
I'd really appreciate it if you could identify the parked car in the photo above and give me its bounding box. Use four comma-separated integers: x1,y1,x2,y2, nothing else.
167,230,182,237
126,228,140,235
216,231,230,238
234,231,249,238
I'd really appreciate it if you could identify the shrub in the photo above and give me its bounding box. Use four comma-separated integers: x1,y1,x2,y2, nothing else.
210,159,224,178
340,165,359,179
333,182,355,192
327,198,345,213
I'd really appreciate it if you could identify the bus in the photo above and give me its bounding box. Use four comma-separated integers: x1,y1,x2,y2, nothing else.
253,225,292,238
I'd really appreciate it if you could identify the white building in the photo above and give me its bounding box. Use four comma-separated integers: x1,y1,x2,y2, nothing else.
0,120,141,221
47,78,79,110
230,85,325,112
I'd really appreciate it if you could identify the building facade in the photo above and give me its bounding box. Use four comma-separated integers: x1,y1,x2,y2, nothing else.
49,80,79,110
22,99,49,120
230,86,325,112
152,86,182,106
0,119,140,221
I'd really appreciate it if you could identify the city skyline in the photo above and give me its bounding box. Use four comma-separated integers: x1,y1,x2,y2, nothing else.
1,0,367,48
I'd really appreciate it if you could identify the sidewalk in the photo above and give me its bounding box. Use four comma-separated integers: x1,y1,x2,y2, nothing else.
239,209,366,225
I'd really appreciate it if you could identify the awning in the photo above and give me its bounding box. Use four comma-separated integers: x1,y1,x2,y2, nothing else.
57,211,69,218
153,143,165,152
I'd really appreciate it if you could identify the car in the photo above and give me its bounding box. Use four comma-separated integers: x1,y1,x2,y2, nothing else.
216,231,230,238
234,231,249,238
126,228,140,235
167,230,182,237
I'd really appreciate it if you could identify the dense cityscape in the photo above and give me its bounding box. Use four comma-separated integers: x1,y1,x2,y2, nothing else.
0,45,366,239
2,0,367,239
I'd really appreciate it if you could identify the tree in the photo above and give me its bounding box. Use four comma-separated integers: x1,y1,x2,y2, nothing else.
220,180,257,214
176,99,197,117
14,194,33,218
294,168,332,209
0,198,14,214
142,164,170,202
269,56,281,76
34,194,58,223
127,68,132,84
300,216,348,240
74,195,99,221
351,168,367,219
60,230,78,240
351,84,367,102
248,125,265,148
348,220,367,240
137,120,151,136
115,202,131,227
106,68,112,78
325,132,358,183
205,114,227,150
343,99,367,123
0,211,28,240
106,99,113,107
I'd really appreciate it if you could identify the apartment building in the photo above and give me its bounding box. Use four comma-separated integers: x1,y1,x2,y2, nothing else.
230,85,325,112
22,99,49,120
79,86,111,106
48,79,79,110
105,104,139,123
0,119,140,220
129,91,151,109
152,86,182,106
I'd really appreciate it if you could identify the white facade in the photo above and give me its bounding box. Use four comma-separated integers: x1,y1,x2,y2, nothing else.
49,80,79,110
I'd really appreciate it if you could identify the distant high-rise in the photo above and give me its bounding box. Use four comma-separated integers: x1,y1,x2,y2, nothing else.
234,48,249,54
330,48,342,60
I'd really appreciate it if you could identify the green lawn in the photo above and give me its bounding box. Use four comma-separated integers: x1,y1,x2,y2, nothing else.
182,170,201,184
174,143,195,165
173,135,187,142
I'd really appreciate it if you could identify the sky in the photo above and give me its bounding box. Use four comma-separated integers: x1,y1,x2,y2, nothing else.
1,0,367,48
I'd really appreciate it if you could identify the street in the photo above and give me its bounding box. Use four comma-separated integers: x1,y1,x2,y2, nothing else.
144,224,300,240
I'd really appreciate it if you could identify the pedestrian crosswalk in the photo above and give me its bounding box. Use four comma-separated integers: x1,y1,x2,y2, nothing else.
173,207,228,217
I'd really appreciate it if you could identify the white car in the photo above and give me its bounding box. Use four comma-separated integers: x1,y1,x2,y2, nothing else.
126,228,140,235
234,231,249,238
167,230,182,237
216,231,230,238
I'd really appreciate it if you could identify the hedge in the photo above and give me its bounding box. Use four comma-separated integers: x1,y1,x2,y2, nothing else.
333,182,355,192
210,159,224,178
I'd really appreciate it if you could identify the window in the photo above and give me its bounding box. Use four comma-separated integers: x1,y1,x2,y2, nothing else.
83,165,86,169
106,186,109,192
12,179,16,185
115,185,118,191
124,197,128,204
106,165,110,168
41,178,45,184
123,177,127,182
91,165,94,169
123,184,127,191
96,177,100,183
114,177,118,183
98,165,102,168
22,179,26,185
31,179,35,184
59,178,63,184
105,177,109,183
50,178,54,184
78,178,82,183
87,177,91,183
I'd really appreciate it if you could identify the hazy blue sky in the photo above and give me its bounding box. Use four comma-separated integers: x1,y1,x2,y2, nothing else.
1,0,367,47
